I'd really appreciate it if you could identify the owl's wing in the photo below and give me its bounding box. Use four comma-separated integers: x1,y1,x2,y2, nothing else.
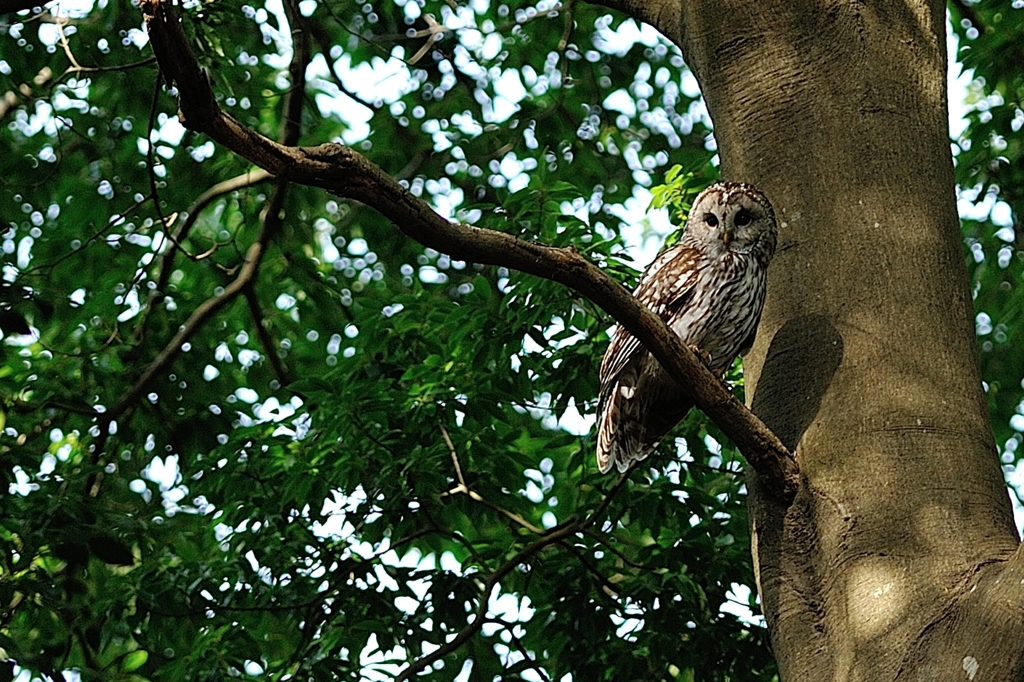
736,325,759,358
598,244,701,389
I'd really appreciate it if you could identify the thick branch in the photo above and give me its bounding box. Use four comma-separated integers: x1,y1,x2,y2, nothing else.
140,0,798,500
584,0,680,40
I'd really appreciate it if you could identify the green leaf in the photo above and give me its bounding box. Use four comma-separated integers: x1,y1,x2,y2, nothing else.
121,650,149,672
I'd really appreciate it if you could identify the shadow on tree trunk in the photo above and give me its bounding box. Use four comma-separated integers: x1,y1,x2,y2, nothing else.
752,313,844,452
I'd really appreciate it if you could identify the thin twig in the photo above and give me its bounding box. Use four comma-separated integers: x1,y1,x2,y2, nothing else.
582,527,654,571
54,15,82,71
439,422,466,487
396,470,634,681
243,283,294,387
559,540,620,595
439,422,546,534
56,57,157,85
407,14,443,65
134,169,271,344
394,520,579,682
146,73,171,241
549,0,576,105
149,168,272,302
24,193,153,277
308,24,378,111
483,617,552,682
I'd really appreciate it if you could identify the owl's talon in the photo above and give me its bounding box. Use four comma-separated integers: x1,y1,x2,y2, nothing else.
688,344,713,367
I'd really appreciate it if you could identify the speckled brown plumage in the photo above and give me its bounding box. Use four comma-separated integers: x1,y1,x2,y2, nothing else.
596,182,778,474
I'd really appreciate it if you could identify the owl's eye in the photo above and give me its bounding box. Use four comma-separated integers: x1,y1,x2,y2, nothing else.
704,213,719,227
734,210,752,227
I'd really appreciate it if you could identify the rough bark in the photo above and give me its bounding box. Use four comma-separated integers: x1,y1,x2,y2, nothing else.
592,0,1024,679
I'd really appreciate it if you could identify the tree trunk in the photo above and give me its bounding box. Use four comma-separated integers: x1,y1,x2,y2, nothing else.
598,0,1024,678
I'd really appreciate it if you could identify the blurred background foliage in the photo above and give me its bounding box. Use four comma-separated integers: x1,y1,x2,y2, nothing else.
0,0,1020,679
952,3,1024,476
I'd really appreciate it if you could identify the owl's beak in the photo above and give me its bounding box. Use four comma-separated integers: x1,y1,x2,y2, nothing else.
721,227,733,246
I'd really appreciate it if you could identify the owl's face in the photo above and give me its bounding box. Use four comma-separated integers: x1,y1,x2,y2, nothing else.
683,182,777,259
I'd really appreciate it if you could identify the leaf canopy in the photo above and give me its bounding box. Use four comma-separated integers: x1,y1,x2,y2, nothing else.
0,1,1021,680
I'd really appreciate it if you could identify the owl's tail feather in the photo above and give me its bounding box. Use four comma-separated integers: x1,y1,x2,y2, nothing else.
596,388,647,474
596,380,692,474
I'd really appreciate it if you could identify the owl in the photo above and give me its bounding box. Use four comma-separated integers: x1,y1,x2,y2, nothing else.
596,182,778,474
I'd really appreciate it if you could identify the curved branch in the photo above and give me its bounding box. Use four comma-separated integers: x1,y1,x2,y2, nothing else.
308,22,379,111
140,0,799,500
584,0,681,41
169,169,273,256
145,168,272,314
